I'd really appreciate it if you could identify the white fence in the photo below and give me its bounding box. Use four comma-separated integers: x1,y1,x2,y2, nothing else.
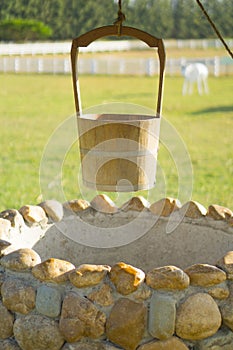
0,39,232,76
0,55,232,76
0,39,232,55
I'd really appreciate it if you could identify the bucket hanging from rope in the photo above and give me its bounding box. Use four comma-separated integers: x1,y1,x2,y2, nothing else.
71,2,166,192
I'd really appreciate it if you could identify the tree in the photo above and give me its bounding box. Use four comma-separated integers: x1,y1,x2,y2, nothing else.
0,0,231,40
0,19,52,41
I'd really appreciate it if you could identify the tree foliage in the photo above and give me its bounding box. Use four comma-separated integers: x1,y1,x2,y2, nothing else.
0,19,52,41
0,0,232,41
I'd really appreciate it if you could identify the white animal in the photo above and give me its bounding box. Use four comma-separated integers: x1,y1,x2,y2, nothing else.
182,63,209,95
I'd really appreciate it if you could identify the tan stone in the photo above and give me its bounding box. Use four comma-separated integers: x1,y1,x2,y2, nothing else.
150,197,181,217
88,283,114,306
179,200,207,219
19,204,48,224
0,301,14,339
1,248,41,271
176,293,221,340
90,194,118,213
184,264,226,286
1,278,35,314
146,266,189,290
39,199,63,222
106,298,147,350
32,258,75,283
138,337,189,350
59,292,106,342
63,199,90,213
133,284,152,301
110,262,145,295
207,204,233,220
208,284,230,300
0,218,11,239
216,251,233,279
120,196,150,212
0,209,25,228
14,314,64,350
69,264,110,288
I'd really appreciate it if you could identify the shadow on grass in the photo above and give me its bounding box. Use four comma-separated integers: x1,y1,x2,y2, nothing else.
191,105,233,115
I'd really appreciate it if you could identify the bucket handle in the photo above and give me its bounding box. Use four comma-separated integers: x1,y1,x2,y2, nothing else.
71,25,166,117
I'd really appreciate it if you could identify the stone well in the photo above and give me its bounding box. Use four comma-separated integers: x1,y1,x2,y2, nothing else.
0,195,233,350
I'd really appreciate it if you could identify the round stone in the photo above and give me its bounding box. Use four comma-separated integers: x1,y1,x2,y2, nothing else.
36,285,62,317
13,314,64,350
0,301,14,339
1,278,36,314
32,258,75,283
106,298,147,350
39,200,63,222
19,205,48,224
69,264,110,288
110,262,145,295
176,293,221,340
138,337,189,350
1,248,41,271
146,266,189,290
184,264,226,286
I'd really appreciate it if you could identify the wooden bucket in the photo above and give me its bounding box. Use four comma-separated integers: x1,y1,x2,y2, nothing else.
71,25,165,192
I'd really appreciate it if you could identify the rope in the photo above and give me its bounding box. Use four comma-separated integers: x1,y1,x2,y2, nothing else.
114,0,126,36
196,0,233,59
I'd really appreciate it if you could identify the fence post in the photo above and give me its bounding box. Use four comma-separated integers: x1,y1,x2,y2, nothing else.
146,58,154,76
64,58,70,73
3,57,7,73
214,56,220,77
119,59,125,74
14,57,20,73
91,59,97,74
38,58,43,73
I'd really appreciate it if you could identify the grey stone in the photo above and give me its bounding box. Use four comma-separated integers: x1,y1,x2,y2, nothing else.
36,285,62,317
0,339,21,350
61,341,105,350
198,329,233,350
39,200,64,222
148,294,176,340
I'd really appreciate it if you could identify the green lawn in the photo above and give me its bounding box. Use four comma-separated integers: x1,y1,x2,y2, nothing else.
0,73,232,211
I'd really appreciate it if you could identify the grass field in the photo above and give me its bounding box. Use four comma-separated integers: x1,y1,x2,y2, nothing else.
0,72,232,212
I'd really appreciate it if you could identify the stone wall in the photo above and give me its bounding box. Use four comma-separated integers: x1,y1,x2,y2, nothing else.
0,195,233,349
